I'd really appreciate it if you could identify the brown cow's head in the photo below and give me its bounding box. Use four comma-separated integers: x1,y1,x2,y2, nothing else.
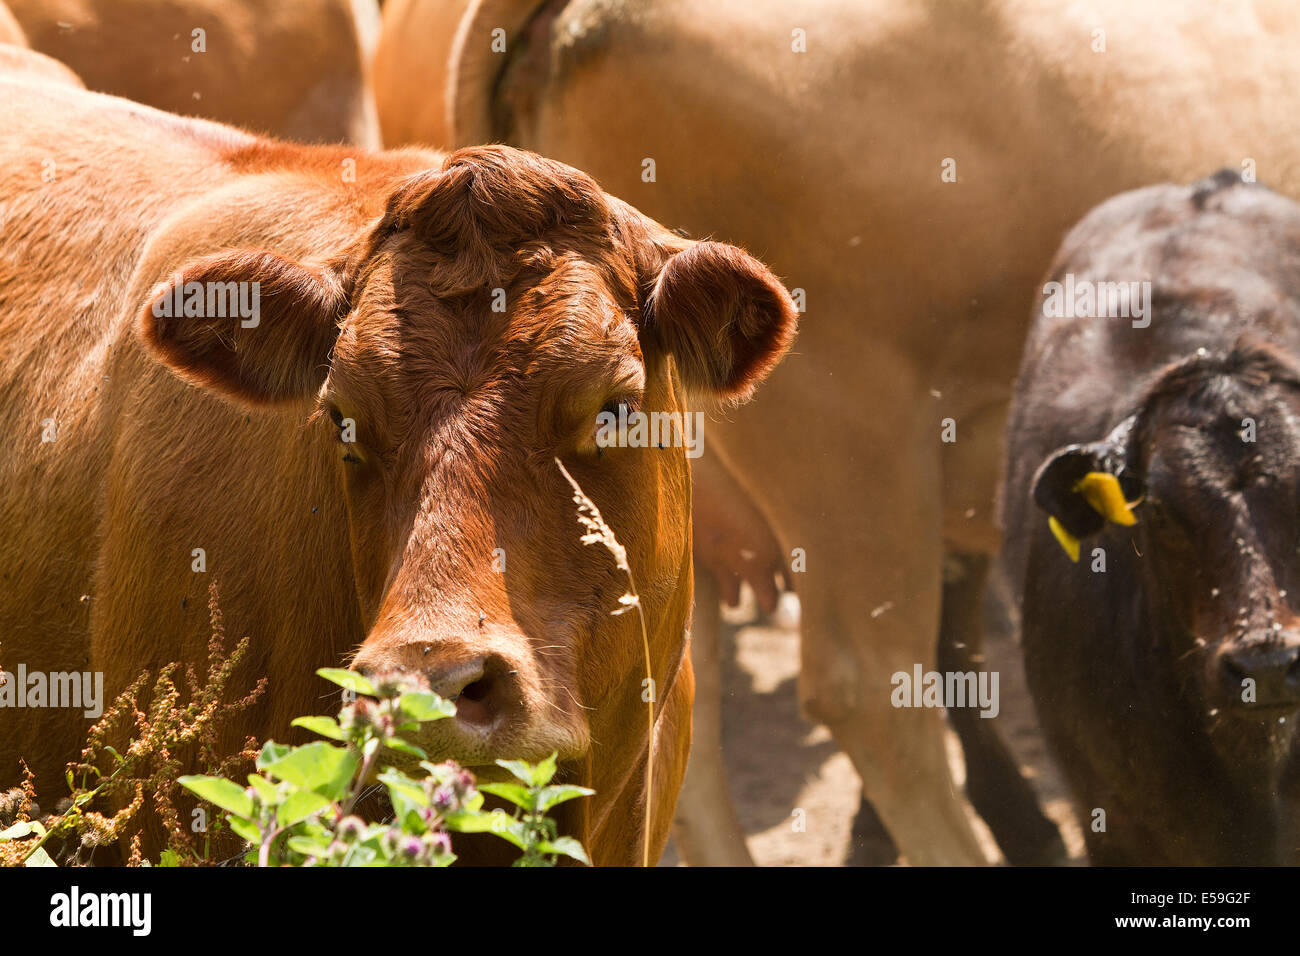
1033,343,1300,774
137,146,796,859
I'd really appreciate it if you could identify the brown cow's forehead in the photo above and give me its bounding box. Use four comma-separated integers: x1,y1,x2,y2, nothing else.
329,246,647,436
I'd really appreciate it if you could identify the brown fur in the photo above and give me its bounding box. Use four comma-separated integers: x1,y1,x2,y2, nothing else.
6,0,380,144
0,76,794,865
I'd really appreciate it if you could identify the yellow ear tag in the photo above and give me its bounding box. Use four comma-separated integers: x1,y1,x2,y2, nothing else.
1048,515,1081,562
1074,471,1138,526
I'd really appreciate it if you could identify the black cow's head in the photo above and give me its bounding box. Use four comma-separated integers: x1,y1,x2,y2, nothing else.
1033,343,1300,769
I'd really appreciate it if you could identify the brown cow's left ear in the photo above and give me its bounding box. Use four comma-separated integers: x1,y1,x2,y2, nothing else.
138,249,347,407
644,241,798,402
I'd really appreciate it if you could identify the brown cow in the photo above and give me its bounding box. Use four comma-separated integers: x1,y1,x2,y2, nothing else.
377,0,791,867
376,0,1300,865
0,77,795,864
6,0,382,145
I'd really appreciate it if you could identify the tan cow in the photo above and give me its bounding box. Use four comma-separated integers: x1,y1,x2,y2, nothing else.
0,76,795,864
374,0,464,148
376,0,1300,864
7,0,382,145
0,1,24,45
0,4,83,88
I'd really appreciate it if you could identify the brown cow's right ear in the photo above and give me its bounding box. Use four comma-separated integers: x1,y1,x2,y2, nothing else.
138,250,347,407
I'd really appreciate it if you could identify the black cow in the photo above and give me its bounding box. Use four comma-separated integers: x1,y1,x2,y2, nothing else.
1002,170,1300,864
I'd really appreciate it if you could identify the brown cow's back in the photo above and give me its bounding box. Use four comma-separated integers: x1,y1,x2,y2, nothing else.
7,0,381,145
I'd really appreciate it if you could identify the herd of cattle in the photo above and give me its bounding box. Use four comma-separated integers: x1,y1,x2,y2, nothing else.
1,0,1299,867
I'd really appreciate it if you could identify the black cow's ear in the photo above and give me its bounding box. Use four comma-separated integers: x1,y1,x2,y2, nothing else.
643,241,798,402
1031,416,1142,562
138,250,347,407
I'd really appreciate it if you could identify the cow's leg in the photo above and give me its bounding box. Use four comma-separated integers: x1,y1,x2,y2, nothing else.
817,675,992,865
937,552,1067,864
671,566,755,866
794,433,994,867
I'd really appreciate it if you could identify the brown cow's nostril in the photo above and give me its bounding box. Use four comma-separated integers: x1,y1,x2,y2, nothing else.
454,675,496,727
422,655,518,730
355,648,521,733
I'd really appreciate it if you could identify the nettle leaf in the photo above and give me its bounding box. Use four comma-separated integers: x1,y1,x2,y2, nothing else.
0,821,35,841
178,775,254,819
261,742,358,802
495,759,536,787
246,775,279,804
496,752,558,787
443,807,509,834
538,837,590,865
398,690,456,723
291,716,345,741
478,781,533,810
488,819,529,851
287,835,331,859
378,770,429,812
532,752,559,786
24,846,56,867
277,789,332,828
535,784,595,813
382,738,428,760
296,821,332,842
228,816,261,844
316,668,376,697
157,849,181,868
256,741,292,770
344,845,380,867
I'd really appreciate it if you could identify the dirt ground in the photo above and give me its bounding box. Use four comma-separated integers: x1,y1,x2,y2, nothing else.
661,576,1089,866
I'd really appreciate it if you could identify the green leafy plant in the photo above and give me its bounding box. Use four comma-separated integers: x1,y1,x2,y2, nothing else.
178,668,593,867
0,585,264,867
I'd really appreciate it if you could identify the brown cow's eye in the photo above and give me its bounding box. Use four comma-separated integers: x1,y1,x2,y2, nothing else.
325,402,363,464
588,395,642,458
600,398,632,419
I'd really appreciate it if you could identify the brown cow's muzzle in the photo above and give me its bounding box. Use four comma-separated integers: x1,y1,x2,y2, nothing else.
350,636,589,768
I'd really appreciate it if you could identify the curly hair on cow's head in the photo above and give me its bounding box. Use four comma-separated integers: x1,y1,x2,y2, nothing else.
1126,336,1300,460
377,146,617,282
